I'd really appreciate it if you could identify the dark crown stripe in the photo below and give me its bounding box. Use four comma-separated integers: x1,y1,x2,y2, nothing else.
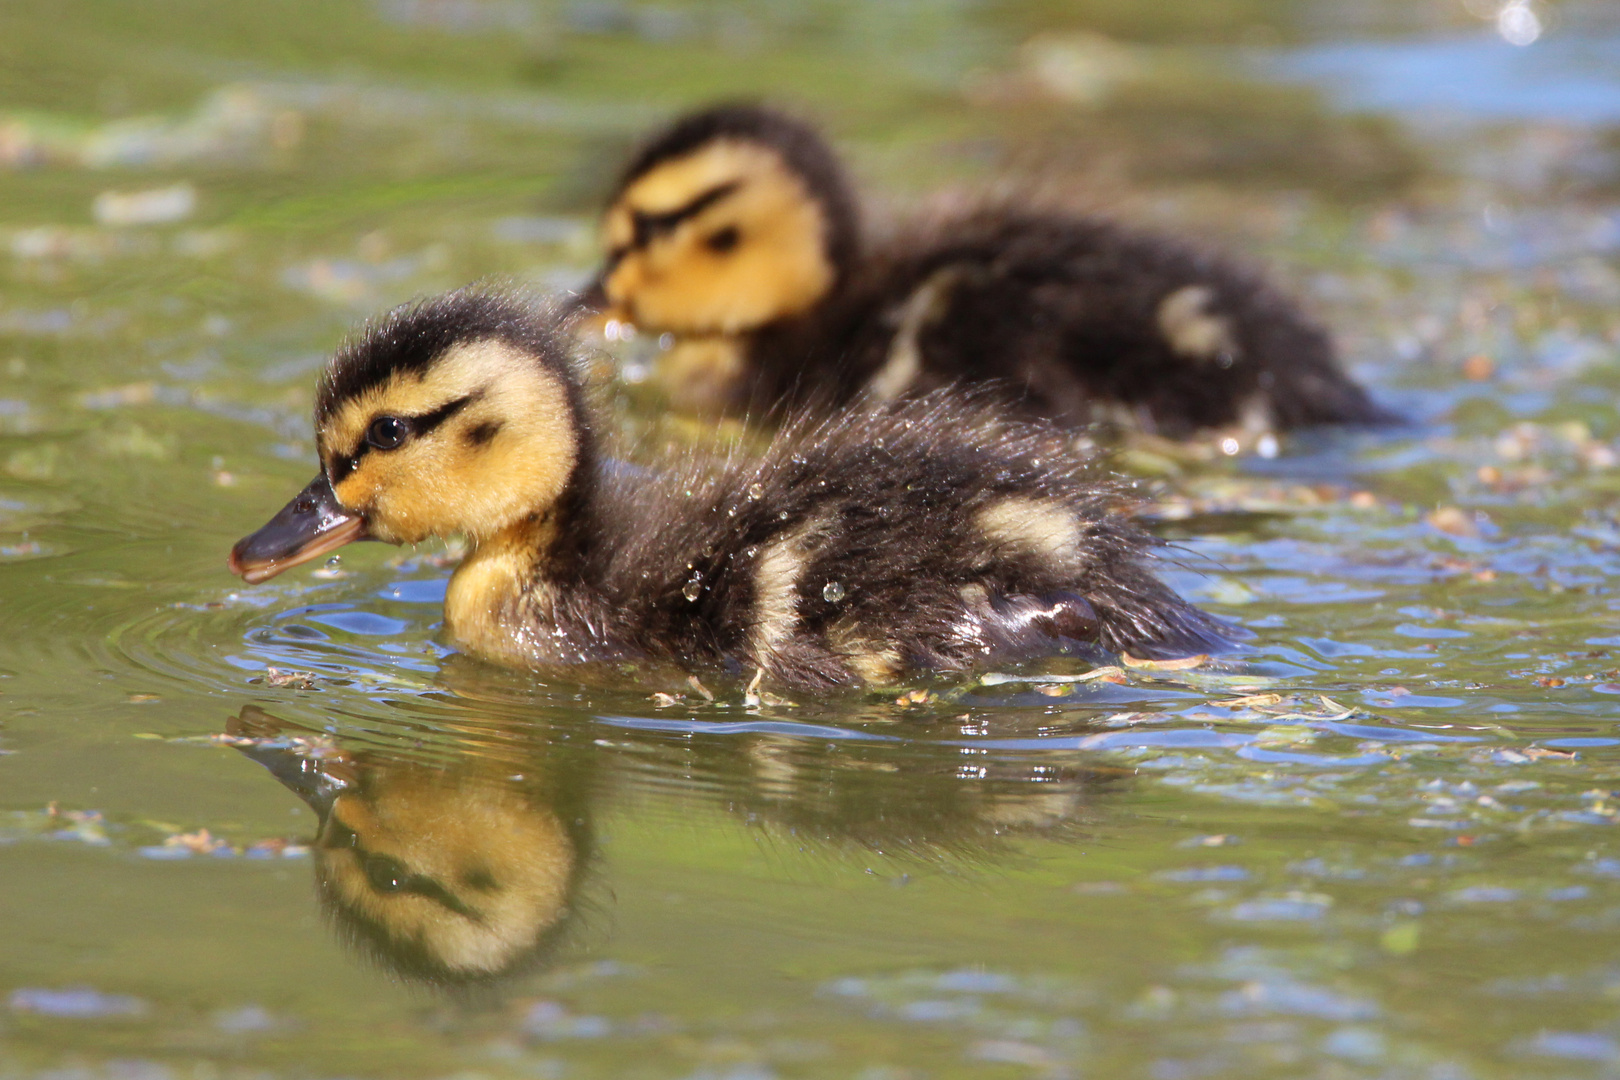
318,291,553,423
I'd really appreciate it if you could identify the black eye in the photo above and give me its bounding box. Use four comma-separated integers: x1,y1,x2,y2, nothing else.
363,853,408,893
705,226,740,254
366,416,408,450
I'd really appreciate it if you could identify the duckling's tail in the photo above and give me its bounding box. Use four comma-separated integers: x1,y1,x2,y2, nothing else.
1085,569,1249,661
1290,371,1405,429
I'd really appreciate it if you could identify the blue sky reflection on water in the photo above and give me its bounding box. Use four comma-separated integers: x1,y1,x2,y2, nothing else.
1260,30,1620,124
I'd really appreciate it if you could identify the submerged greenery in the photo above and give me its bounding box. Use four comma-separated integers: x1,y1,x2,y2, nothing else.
4,1,1620,1077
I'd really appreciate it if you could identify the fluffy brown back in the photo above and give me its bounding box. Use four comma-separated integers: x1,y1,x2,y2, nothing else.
575,391,1234,688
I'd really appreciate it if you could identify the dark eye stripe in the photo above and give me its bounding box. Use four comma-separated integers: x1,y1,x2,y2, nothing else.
630,179,742,248
325,392,481,480
411,392,479,437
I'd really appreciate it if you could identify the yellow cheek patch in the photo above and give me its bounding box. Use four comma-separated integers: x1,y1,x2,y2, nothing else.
603,202,634,251
604,140,836,334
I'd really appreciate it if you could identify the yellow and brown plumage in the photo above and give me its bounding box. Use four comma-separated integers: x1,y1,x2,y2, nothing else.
585,103,1395,438
228,288,1235,691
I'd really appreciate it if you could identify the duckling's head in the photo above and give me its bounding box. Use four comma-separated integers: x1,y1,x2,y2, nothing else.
592,103,860,335
230,290,591,583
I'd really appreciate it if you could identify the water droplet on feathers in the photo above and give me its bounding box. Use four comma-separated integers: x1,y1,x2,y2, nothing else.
822,581,846,603
682,576,702,602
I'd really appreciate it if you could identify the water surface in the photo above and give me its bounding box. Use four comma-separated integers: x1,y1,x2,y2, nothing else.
5,2,1620,1077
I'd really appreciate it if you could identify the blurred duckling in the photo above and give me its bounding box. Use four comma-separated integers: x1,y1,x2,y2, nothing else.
584,103,1393,439
228,288,1234,691
225,706,592,985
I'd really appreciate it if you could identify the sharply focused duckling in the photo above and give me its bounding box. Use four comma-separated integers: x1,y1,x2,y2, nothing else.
585,103,1393,438
228,289,1234,690
226,706,591,985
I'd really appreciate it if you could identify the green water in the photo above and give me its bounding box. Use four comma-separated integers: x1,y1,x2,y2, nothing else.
6,1,1620,1077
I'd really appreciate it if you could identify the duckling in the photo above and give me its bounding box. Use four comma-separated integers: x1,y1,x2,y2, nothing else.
228,288,1234,691
585,103,1393,439
225,706,592,985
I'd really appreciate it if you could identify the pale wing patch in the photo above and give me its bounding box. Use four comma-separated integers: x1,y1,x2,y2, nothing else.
749,514,828,662
1157,285,1239,366
868,264,968,401
975,497,1088,571
750,537,806,661
847,647,901,685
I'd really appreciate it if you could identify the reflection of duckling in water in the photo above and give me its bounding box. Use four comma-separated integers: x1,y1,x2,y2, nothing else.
226,707,592,985
434,650,1131,860
228,696,1126,988
584,103,1394,439
228,289,1234,691
720,731,1127,860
